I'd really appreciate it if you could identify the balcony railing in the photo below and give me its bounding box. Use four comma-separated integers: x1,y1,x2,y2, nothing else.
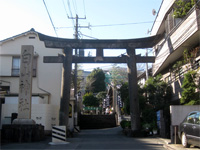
165,60,200,85
153,7,200,75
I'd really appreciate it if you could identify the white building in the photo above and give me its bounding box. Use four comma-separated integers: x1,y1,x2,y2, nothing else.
151,0,200,102
0,29,75,134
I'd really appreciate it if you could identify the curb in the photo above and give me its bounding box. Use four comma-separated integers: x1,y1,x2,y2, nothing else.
156,137,176,150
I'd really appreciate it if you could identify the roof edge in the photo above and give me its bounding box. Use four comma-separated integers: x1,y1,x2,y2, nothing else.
0,28,38,44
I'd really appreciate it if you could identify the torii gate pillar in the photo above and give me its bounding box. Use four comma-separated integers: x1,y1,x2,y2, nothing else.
59,48,72,127
127,48,140,131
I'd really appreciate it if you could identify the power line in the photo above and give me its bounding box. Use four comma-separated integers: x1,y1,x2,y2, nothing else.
72,0,78,15
80,33,98,39
62,0,69,19
90,21,156,28
67,0,75,28
82,0,87,17
42,0,58,37
55,20,162,30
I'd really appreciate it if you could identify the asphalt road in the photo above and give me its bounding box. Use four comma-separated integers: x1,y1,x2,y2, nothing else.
1,127,166,150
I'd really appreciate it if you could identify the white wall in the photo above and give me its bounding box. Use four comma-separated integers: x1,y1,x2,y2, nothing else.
0,32,63,105
1,103,59,131
1,97,75,131
151,0,175,35
0,31,75,132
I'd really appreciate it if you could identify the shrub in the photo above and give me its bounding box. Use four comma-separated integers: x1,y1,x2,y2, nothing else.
120,120,131,129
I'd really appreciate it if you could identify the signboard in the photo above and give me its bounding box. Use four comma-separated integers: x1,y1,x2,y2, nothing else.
157,110,160,121
117,95,123,108
83,107,102,111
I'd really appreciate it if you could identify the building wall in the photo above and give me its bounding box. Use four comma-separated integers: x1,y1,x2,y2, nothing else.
0,32,63,105
151,0,200,102
151,0,175,36
0,31,71,131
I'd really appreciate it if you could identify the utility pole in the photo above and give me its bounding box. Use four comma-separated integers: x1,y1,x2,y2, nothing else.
68,14,88,127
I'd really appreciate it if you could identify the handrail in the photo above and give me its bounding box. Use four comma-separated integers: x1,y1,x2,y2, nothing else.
166,60,200,84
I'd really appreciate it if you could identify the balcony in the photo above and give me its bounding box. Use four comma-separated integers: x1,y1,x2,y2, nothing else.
164,59,200,101
153,8,200,76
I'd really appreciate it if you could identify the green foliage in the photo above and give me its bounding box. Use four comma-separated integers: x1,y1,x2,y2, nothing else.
183,47,200,67
109,64,128,87
118,82,130,115
96,91,107,103
173,0,197,18
83,92,99,107
118,82,146,115
180,70,200,105
118,82,129,103
120,120,131,129
141,75,172,132
141,108,157,130
71,64,83,91
85,68,106,93
172,60,183,74
144,74,172,110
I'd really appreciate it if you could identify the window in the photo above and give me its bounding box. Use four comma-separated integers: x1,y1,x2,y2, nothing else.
12,56,37,77
195,113,200,125
186,113,196,124
0,86,10,93
12,57,20,76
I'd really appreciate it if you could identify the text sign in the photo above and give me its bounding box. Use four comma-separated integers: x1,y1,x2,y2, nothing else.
18,46,34,119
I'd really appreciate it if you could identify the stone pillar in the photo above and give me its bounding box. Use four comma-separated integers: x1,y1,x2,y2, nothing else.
59,48,72,129
127,48,140,131
18,45,34,119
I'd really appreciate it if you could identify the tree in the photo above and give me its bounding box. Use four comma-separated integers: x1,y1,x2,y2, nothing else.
109,64,128,87
118,82,130,115
85,68,106,93
83,92,99,107
180,47,200,105
143,75,172,133
181,70,200,105
144,74,172,110
71,64,83,91
96,91,107,104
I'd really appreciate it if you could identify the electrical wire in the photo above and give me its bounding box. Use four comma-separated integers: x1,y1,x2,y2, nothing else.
90,21,156,28
82,0,87,17
72,0,78,15
67,0,75,28
80,33,98,39
62,0,69,20
55,20,162,30
42,0,58,37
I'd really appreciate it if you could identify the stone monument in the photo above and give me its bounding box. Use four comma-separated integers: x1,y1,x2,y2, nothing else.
13,45,35,124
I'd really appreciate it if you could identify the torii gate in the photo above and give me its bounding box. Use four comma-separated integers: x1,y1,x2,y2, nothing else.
38,33,161,132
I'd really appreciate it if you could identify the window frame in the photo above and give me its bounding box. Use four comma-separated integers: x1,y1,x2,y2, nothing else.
11,56,37,77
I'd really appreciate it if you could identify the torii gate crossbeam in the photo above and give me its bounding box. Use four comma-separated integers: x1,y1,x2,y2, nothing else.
38,32,162,134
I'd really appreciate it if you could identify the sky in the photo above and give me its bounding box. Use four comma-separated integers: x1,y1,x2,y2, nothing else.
0,0,162,71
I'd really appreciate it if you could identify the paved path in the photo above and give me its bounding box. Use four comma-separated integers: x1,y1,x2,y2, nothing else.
1,127,166,150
